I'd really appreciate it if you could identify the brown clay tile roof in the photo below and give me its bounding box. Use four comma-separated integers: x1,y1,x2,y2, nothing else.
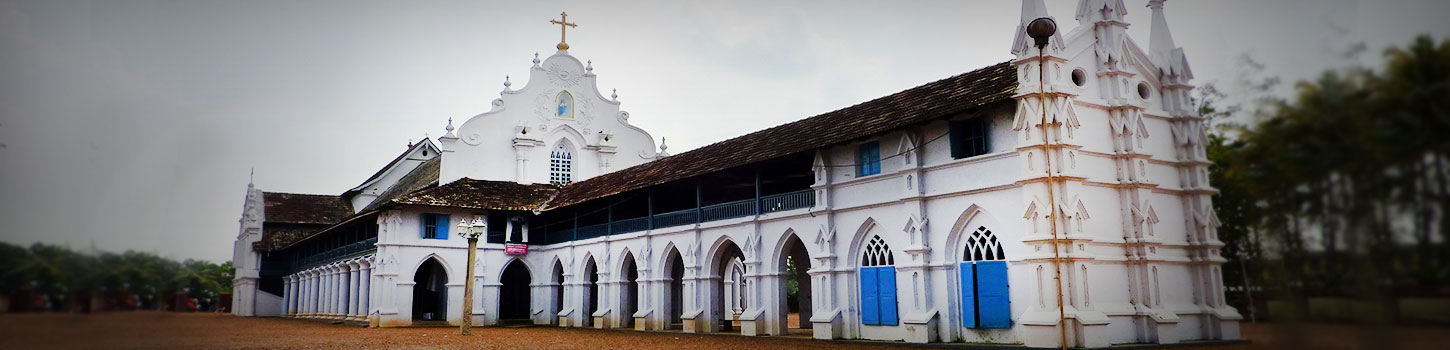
361,156,442,212
257,224,330,251
261,192,353,225
259,157,441,252
345,139,437,195
546,61,1016,208
388,178,559,211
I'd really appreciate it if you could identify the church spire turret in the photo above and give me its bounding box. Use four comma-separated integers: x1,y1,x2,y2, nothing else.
1147,0,1192,82
1020,0,1048,24
1147,0,1175,56
1075,0,1127,26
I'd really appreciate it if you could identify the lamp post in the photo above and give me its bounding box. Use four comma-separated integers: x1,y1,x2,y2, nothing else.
457,216,486,335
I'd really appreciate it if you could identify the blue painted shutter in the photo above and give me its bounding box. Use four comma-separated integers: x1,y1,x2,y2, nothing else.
960,262,977,328
975,260,1011,328
858,142,882,176
870,143,881,174
435,214,450,239
878,266,898,325
860,267,879,325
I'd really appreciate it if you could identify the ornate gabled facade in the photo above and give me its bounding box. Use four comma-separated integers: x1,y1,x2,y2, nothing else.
231,3,1239,347
437,49,661,186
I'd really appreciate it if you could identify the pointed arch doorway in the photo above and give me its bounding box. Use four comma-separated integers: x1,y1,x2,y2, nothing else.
499,260,532,324
710,240,746,333
779,234,814,335
582,257,599,327
412,258,448,322
619,252,640,329
662,248,685,330
551,260,565,326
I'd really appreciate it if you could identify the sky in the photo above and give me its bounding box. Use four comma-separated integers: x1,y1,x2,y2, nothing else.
0,0,1446,263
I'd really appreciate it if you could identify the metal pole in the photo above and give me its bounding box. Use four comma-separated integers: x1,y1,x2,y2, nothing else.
1038,34,1069,350
1025,16,1066,350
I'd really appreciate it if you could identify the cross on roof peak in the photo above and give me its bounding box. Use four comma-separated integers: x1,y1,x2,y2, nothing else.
549,12,578,51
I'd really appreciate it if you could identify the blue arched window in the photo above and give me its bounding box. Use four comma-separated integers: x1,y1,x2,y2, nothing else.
960,226,1010,328
859,235,897,325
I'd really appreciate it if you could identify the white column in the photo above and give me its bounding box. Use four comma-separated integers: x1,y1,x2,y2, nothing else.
313,269,323,317
304,270,314,316
300,271,310,316
359,258,372,323
337,264,347,319
291,274,301,316
340,264,350,319
280,276,290,316
283,275,294,316
299,271,309,316
318,268,328,317
289,275,299,316
310,269,318,317
337,264,349,320
305,272,314,316
349,261,362,321
330,265,341,318
333,265,342,318
324,267,335,317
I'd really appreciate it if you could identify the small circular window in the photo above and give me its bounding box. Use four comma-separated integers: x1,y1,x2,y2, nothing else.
1071,68,1086,87
1137,82,1151,99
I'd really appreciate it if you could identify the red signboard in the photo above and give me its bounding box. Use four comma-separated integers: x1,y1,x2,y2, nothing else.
505,243,528,255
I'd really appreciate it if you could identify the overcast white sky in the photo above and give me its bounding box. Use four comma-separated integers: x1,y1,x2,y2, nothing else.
1,0,1446,262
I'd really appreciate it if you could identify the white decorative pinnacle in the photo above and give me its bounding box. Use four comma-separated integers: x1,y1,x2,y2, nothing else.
585,60,593,73
532,53,541,68
658,137,670,157
444,117,456,138
611,88,618,101
504,75,512,88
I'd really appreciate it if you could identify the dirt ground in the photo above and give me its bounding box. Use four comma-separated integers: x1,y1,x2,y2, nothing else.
0,312,1443,350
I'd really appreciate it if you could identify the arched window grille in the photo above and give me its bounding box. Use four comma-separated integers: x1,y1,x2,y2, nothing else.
861,235,894,266
960,225,1010,329
550,143,573,185
963,226,1006,262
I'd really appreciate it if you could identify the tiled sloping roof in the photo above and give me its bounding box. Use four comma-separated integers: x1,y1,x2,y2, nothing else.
546,61,1016,208
361,156,441,212
261,192,353,224
388,178,559,211
259,157,441,252
257,224,329,251
345,139,436,196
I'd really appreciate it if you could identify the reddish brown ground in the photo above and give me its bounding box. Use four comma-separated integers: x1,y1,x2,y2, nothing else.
0,312,1442,349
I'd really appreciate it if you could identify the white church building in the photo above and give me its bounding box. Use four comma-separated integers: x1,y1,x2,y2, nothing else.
231,1,1241,347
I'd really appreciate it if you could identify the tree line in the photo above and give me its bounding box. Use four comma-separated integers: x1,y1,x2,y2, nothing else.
0,241,233,312
1208,35,1450,323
